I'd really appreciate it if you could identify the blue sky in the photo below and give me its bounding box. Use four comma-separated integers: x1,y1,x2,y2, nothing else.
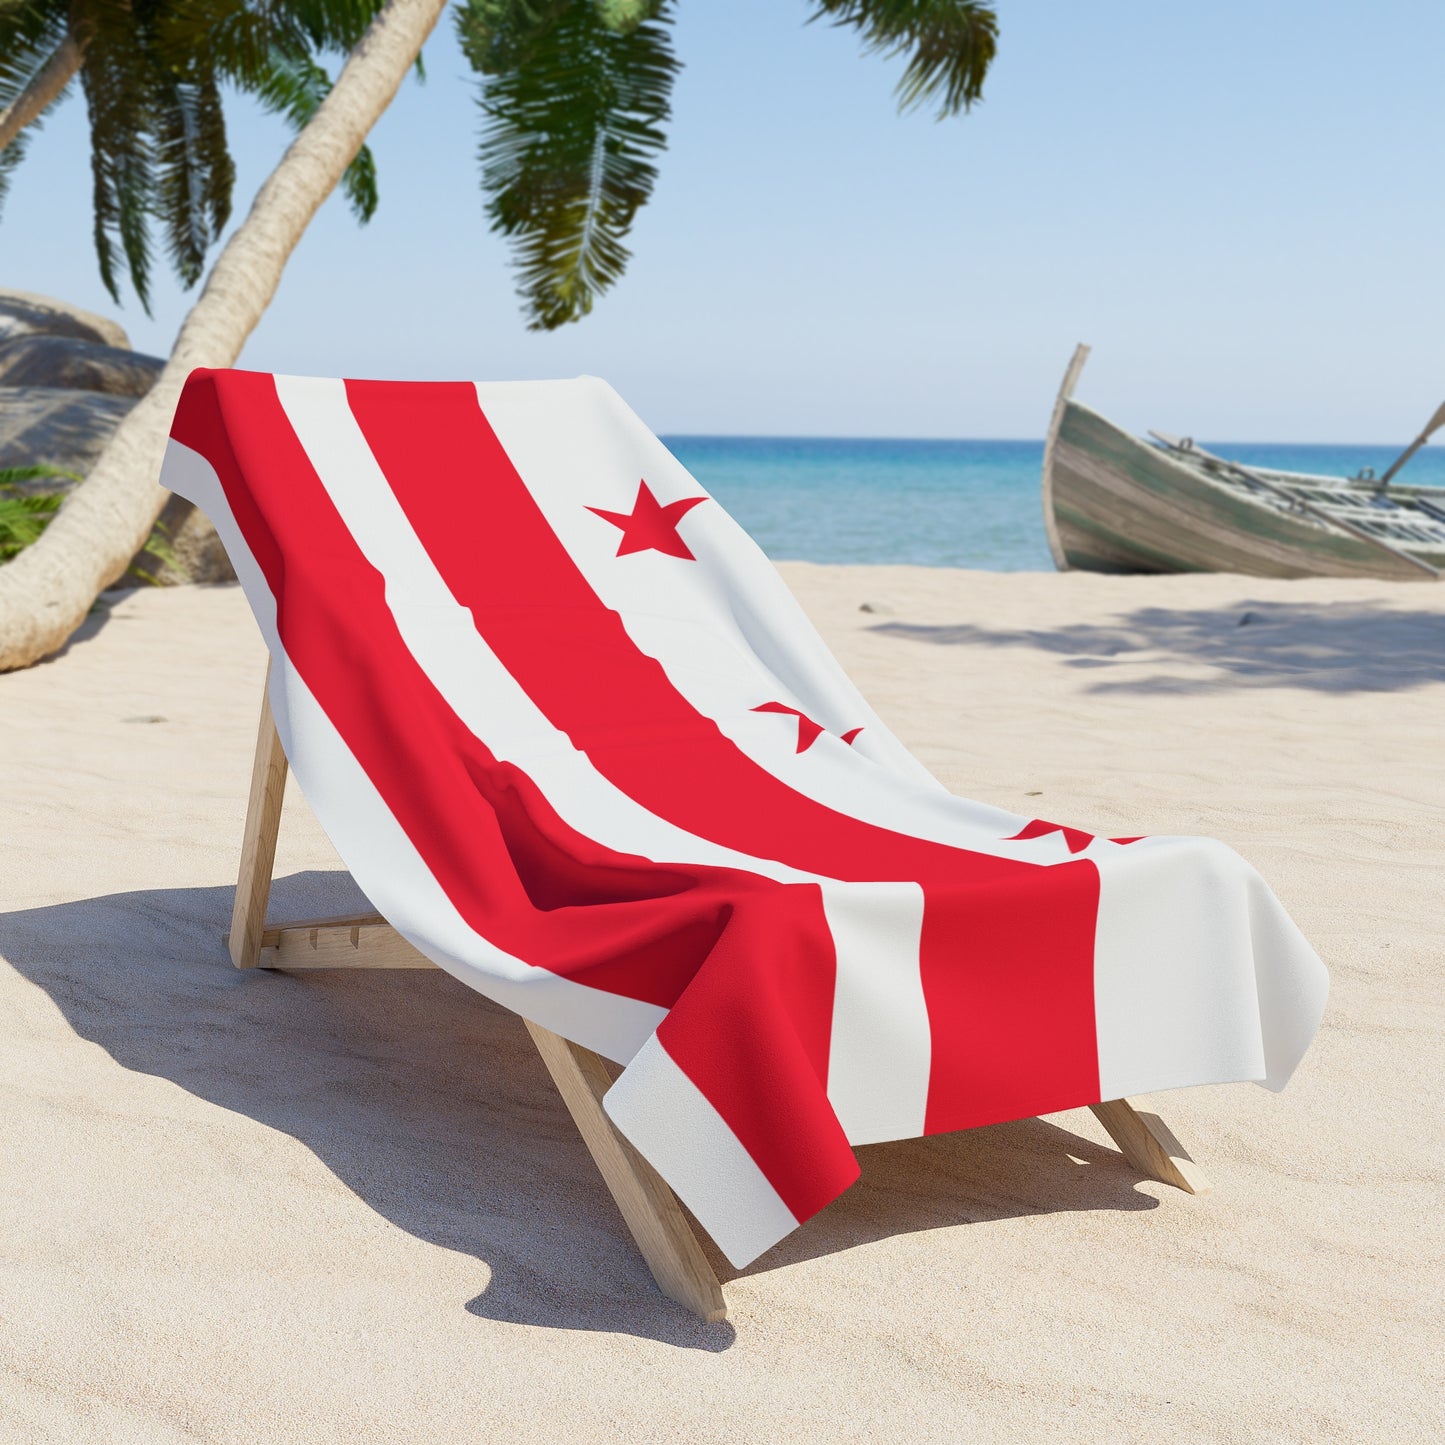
4,1,1442,440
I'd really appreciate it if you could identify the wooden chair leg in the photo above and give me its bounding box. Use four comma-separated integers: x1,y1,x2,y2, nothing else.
523,1020,727,1323
229,663,288,970
219,674,1197,1315
1090,1098,1212,1195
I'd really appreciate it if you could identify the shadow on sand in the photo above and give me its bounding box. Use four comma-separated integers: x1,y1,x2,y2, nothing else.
2,870,1164,1350
873,599,1445,695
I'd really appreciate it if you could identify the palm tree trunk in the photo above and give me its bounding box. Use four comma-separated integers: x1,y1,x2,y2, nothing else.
0,0,448,671
0,34,83,153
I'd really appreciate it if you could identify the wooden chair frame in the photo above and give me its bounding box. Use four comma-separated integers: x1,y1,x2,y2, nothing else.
225,672,1209,1322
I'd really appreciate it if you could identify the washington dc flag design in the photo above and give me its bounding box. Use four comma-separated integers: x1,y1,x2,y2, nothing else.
161,370,1329,1268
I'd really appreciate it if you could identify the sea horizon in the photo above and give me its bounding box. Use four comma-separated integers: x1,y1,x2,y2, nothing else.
661,434,1445,571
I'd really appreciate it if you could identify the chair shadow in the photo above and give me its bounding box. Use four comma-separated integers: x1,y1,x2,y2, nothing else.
872,599,1445,694
2,870,1164,1349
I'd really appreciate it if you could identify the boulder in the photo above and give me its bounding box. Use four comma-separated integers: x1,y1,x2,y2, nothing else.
0,290,237,586
122,492,239,587
0,287,130,350
0,334,164,397
0,386,137,481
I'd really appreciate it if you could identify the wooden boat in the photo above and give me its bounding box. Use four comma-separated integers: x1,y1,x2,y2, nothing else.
1041,345,1445,581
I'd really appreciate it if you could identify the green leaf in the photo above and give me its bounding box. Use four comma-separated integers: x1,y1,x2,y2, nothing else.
246,47,380,224
0,465,173,571
0,0,391,304
127,515,182,583
810,0,999,118
0,463,84,487
0,486,62,564
0,5,73,222
75,1,160,311
595,0,666,31
152,67,236,289
458,0,680,330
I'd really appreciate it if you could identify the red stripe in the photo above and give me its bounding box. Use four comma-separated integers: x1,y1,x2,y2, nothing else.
341,379,1103,1134
171,368,853,1221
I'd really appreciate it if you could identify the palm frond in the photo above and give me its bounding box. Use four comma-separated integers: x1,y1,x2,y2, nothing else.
0,463,83,486
75,1,159,310
0,468,70,564
0,467,173,571
594,0,665,30
151,68,235,288
0,3,71,220
0,3,69,102
282,0,388,54
0,119,30,217
158,0,383,226
810,0,998,118
127,514,182,582
458,0,680,330
459,0,570,72
247,47,379,223
0,492,61,562
53,0,392,308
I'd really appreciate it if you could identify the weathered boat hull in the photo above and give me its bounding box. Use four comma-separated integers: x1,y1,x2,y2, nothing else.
1040,344,1445,582
1049,400,1443,580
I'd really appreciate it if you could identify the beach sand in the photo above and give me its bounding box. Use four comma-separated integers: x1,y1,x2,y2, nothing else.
2,568,1441,1442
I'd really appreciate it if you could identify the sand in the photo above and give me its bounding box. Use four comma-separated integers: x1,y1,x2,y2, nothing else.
2,568,1442,1443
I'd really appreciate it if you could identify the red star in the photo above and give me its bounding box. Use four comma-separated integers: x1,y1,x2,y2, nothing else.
752,701,864,753
1004,819,1144,854
588,480,708,559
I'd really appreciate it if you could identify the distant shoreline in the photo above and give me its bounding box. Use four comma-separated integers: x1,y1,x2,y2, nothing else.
660,436,1445,573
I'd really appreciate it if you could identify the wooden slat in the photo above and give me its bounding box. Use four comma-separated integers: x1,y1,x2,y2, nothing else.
224,677,1211,1320
1090,1098,1212,1195
247,919,438,971
1149,431,1441,578
254,911,386,947
523,1019,728,1323
228,663,289,970
1209,462,1441,576
238,913,726,1315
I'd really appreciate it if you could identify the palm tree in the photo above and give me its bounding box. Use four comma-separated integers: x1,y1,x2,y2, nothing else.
0,0,388,309
0,0,998,670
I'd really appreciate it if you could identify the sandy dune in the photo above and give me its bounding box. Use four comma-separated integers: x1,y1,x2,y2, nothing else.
3,568,1442,1442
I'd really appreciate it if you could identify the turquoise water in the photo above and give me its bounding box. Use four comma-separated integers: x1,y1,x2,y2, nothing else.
662,435,1445,571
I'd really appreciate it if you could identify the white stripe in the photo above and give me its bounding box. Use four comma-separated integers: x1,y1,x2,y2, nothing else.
161,438,665,1063
822,881,930,1143
165,366,1330,1251
167,399,942,1182
474,376,1329,1100
602,1034,799,1269
1092,837,1328,1099
474,377,1046,862
268,377,1329,1108
270,378,941,1139
272,376,822,887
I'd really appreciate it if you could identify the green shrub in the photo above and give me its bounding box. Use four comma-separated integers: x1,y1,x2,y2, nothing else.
0,465,178,580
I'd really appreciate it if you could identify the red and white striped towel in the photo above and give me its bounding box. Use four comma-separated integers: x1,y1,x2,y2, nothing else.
163,370,1328,1267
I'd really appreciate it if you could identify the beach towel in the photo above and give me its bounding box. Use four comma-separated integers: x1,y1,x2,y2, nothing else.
161,369,1329,1268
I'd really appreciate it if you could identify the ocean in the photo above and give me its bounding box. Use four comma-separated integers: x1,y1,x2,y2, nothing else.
662,436,1445,571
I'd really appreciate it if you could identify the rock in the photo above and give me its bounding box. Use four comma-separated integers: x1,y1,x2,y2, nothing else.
0,287,130,350
0,386,137,481
0,334,164,397
859,601,895,615
0,290,237,587
119,493,237,588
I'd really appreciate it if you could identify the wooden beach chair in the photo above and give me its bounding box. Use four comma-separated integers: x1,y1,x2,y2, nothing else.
224,666,1210,1323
